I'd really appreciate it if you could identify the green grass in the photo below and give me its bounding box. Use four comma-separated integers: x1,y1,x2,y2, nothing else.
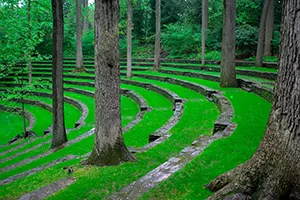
0,110,28,145
121,71,272,199
142,88,271,199
121,83,173,147
0,102,52,151
0,74,218,200
0,90,139,176
158,67,275,88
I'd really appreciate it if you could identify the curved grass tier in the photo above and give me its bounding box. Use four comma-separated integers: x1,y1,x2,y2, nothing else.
0,106,30,145
0,59,272,199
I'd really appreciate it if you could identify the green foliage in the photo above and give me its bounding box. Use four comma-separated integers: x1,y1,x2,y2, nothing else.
272,29,280,55
120,37,153,58
245,56,278,62
236,24,258,57
82,30,94,56
203,51,222,60
161,23,201,58
0,0,51,76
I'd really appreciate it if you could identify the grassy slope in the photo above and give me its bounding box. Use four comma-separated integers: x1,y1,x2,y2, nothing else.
0,62,272,200
46,77,218,200
0,92,138,179
0,111,28,145
0,77,218,200
133,72,271,199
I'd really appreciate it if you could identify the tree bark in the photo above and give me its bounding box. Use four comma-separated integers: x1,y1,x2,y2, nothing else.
87,0,135,166
220,0,238,88
201,0,208,65
126,0,133,78
153,0,161,70
76,0,84,70
51,0,67,149
264,0,274,56
255,0,271,67
207,0,300,199
83,0,89,32
27,0,32,85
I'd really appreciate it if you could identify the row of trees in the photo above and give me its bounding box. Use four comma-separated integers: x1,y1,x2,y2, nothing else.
0,0,282,72
50,0,135,164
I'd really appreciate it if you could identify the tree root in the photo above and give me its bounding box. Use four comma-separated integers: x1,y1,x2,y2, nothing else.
206,164,300,200
72,67,87,73
206,166,242,192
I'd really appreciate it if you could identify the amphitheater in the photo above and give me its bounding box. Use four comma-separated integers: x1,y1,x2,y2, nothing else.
0,59,277,199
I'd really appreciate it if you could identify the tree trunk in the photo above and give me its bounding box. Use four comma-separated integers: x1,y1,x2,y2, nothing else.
255,0,271,67
201,0,208,65
207,1,300,199
20,69,27,136
51,0,67,149
153,0,161,70
220,0,238,88
264,0,274,56
126,0,133,78
87,0,135,166
76,0,84,70
83,0,89,32
27,0,32,85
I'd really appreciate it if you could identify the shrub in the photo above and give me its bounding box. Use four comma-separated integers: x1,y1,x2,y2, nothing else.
161,23,201,59
82,30,94,56
236,24,258,57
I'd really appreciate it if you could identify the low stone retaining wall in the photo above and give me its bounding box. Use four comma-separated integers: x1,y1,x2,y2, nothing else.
157,69,274,103
238,79,274,103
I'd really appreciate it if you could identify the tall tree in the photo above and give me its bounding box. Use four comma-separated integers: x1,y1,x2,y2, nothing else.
86,0,135,166
207,0,300,198
83,0,89,32
126,0,133,78
220,0,237,88
27,0,32,85
255,0,271,66
75,0,84,71
264,0,274,56
153,0,161,70
51,0,67,148
201,0,208,65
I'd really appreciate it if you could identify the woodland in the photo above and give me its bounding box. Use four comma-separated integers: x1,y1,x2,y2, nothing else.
0,0,299,199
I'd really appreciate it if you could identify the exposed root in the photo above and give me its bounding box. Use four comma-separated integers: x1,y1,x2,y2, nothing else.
223,193,251,200
206,164,300,200
206,166,242,192
72,67,87,73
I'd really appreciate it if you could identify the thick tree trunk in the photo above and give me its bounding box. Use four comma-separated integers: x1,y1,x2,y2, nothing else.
27,0,32,85
51,0,67,149
87,0,135,166
83,0,89,32
255,0,271,67
207,1,300,199
153,0,161,70
201,0,208,65
220,0,238,88
126,0,133,78
76,0,84,70
264,0,274,56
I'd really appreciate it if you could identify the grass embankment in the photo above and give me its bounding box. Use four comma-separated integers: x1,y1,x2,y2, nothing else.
128,71,272,199
0,88,139,178
0,61,271,200
0,111,28,145
0,76,218,200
